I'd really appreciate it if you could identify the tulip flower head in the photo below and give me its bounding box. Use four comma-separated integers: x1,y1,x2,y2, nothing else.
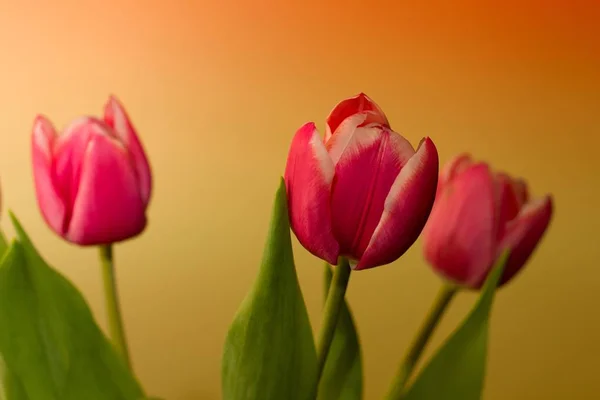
32,96,152,246
422,154,553,289
284,93,439,270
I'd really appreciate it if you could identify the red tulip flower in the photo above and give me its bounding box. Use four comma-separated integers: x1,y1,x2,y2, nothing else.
422,154,553,288
32,96,152,245
284,93,439,270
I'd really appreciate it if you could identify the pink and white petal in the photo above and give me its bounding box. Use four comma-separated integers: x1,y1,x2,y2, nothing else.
32,116,66,236
419,163,498,287
53,118,111,215
326,112,415,166
356,138,439,270
66,134,147,245
104,95,152,206
329,128,416,261
496,195,553,286
324,93,390,142
325,113,375,164
284,122,339,264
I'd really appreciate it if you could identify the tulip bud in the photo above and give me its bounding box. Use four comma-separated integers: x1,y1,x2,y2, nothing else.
422,154,553,289
32,96,152,245
284,93,439,270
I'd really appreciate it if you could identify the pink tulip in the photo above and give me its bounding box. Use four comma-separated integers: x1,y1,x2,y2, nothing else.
284,93,439,270
422,154,553,289
32,96,152,245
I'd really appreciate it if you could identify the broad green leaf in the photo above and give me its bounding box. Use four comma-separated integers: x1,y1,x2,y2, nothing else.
0,230,27,400
402,253,509,400
221,178,317,400
318,263,363,400
0,213,145,400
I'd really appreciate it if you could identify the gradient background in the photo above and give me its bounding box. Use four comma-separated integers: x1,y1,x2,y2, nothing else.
0,0,599,399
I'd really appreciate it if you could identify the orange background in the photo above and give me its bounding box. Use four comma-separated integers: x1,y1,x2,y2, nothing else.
1,0,599,399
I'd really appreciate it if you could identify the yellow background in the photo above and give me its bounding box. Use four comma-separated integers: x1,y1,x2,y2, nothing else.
1,0,598,399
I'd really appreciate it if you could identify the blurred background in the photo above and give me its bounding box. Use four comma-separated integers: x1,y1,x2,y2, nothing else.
0,0,598,399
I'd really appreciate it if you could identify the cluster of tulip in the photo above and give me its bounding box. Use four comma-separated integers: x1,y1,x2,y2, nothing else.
222,93,553,400
0,93,552,400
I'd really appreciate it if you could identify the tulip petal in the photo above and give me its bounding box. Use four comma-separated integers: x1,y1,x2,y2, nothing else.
104,95,152,206
66,134,147,245
357,138,439,270
52,118,106,222
497,195,553,286
513,179,529,205
325,93,390,142
439,153,473,187
329,127,416,261
325,113,380,165
495,173,524,236
32,116,66,236
284,122,339,264
421,163,498,287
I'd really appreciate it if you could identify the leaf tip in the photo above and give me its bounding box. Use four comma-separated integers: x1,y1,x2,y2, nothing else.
275,176,287,204
0,239,22,266
7,211,24,238
270,176,291,232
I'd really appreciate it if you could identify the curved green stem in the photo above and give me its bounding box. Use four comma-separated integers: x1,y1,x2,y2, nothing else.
386,283,458,399
99,244,132,369
313,258,352,394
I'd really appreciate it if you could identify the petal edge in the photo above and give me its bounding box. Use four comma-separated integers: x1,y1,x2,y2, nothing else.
284,123,339,264
356,137,439,270
31,116,66,236
497,195,553,286
325,93,390,142
104,95,152,206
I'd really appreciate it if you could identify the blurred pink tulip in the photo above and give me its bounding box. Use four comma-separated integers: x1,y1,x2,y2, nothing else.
422,154,553,289
284,93,439,270
32,96,152,245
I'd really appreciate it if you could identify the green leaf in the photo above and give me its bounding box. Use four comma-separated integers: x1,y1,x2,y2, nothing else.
0,230,28,400
221,178,317,400
402,253,509,400
0,213,145,400
1,364,28,400
318,263,363,400
0,231,7,257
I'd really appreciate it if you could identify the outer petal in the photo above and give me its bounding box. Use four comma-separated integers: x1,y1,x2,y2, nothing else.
324,93,390,142
66,133,147,245
496,195,553,286
421,163,498,287
284,122,339,264
329,126,416,261
31,116,66,236
356,138,439,270
104,95,152,206
494,172,524,238
53,117,106,230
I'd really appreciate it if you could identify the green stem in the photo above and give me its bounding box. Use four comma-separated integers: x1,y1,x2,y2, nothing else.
99,244,132,369
314,258,352,390
385,283,458,400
